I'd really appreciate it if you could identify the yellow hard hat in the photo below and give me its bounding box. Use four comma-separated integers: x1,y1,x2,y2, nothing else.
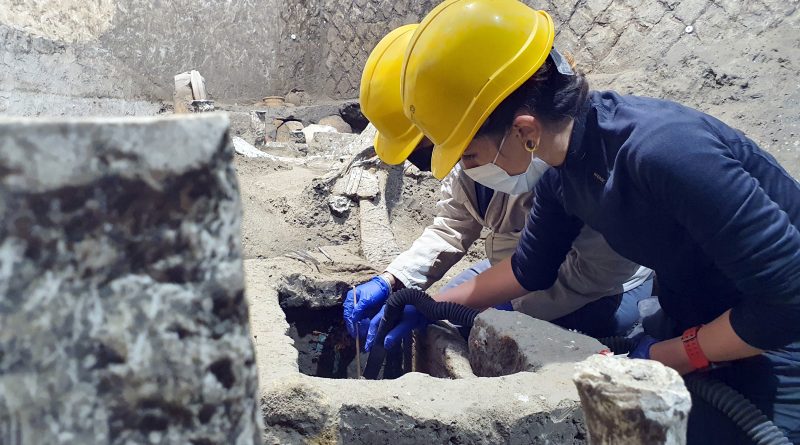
360,24,425,165
402,0,555,179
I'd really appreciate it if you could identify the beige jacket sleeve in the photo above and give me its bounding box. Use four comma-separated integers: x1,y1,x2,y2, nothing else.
385,168,483,290
512,226,653,320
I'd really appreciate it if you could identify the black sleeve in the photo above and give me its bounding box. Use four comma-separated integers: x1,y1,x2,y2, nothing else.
511,169,584,291
636,128,800,350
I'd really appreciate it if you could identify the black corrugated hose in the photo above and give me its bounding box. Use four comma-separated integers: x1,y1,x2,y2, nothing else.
361,293,791,444
362,289,479,380
597,336,791,445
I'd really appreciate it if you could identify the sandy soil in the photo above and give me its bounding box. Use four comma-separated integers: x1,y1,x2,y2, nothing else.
234,145,485,292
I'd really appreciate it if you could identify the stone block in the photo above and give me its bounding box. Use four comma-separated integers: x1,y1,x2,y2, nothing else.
419,322,475,379
173,72,193,114
319,114,352,133
574,355,691,445
276,120,306,144
285,90,311,106
469,309,606,377
301,123,338,143
0,114,262,445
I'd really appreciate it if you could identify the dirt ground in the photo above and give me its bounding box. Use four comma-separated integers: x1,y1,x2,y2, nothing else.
234,148,486,295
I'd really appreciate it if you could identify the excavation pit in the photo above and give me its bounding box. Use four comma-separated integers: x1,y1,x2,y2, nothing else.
282,304,413,380
283,305,358,379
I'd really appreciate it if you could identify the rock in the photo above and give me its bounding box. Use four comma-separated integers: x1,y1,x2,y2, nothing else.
319,114,352,133
468,309,606,377
420,323,476,379
276,120,305,143
265,118,281,142
301,123,338,143
284,90,311,106
339,101,369,133
573,355,691,445
328,195,352,217
233,136,269,158
0,114,262,445
173,72,194,114
249,111,266,145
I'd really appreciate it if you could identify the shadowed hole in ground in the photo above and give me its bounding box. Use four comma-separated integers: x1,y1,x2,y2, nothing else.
282,305,413,379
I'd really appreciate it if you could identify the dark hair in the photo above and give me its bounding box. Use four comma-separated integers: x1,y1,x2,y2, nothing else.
477,51,589,138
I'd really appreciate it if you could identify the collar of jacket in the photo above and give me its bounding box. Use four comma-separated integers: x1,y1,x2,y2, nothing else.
562,95,593,169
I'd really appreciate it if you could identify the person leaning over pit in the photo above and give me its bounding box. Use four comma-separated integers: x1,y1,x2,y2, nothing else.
342,24,654,351
391,0,800,443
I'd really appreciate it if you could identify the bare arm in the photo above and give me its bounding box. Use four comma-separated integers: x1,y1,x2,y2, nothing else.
650,310,763,375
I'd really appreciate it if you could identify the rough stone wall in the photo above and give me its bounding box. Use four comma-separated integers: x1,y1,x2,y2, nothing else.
0,114,262,444
1,0,282,115
539,0,799,176
273,0,438,99
1,0,798,177
0,0,433,114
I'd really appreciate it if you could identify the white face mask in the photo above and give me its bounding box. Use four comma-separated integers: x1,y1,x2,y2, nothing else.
463,131,551,195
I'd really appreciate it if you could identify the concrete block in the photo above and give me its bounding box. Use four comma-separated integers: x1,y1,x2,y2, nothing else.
0,114,261,444
469,309,607,377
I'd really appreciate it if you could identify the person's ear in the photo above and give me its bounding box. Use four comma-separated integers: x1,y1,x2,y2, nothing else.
512,114,542,152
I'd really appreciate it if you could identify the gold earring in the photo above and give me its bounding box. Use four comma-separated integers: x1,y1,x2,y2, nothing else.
525,140,538,153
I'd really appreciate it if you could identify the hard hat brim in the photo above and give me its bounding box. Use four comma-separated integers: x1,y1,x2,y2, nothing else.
374,129,426,165
407,7,555,180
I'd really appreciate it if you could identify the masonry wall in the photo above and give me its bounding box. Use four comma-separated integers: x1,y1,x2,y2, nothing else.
273,0,438,99
1,0,797,176
0,0,434,116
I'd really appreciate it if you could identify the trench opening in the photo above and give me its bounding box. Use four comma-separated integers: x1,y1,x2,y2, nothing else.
282,304,417,380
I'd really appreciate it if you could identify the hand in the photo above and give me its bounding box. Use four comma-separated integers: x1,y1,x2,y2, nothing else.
365,305,430,351
628,334,660,359
343,276,391,338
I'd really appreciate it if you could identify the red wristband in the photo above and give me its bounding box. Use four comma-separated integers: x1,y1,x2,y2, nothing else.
682,325,711,371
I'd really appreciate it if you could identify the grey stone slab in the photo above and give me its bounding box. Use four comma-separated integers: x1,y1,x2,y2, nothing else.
469,309,607,377
0,114,262,445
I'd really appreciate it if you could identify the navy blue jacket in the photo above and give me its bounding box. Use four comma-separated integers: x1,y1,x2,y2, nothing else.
512,91,800,350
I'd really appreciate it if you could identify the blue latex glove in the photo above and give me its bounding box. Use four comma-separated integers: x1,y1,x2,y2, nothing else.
343,276,391,338
628,334,659,359
494,302,514,311
365,305,430,351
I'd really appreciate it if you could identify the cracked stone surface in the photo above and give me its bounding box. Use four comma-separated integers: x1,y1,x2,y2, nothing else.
0,114,261,445
469,310,607,378
574,355,691,445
